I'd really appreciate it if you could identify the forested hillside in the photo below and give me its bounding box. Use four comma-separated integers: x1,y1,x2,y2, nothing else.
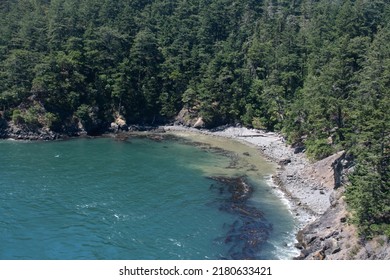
0,0,389,238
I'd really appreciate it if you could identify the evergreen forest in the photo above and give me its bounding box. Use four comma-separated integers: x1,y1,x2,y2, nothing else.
0,0,389,238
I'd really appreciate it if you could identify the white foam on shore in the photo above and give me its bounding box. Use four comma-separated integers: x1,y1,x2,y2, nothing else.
263,175,302,259
264,175,293,214
4,138,28,143
270,233,301,260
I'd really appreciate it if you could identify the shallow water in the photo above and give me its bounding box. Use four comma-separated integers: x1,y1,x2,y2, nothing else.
0,135,298,259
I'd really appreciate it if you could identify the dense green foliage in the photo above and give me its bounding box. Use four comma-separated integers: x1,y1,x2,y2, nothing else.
0,0,389,237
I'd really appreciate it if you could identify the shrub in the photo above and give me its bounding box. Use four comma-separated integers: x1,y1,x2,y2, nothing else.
252,117,267,130
44,112,61,131
23,107,40,126
305,138,334,160
12,109,24,124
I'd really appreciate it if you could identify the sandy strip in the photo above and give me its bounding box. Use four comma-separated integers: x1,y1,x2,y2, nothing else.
162,125,331,229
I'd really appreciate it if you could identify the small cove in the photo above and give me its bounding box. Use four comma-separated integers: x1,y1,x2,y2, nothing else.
0,133,298,259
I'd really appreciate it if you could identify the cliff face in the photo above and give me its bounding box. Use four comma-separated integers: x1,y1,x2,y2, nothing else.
295,153,390,260
296,188,390,260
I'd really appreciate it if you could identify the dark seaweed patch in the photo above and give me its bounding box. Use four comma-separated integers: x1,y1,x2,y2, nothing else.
209,176,273,260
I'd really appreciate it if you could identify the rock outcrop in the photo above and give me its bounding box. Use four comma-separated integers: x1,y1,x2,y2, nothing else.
174,108,205,128
109,115,129,132
0,120,60,140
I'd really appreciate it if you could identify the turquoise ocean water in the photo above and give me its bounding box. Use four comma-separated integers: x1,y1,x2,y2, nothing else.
0,135,298,260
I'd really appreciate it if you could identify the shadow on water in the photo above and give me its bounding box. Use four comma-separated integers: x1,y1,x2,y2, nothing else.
209,176,273,260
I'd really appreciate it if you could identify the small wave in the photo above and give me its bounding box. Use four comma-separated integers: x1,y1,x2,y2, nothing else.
168,238,183,247
76,202,98,209
76,202,108,209
264,175,293,213
113,213,131,221
268,231,301,260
